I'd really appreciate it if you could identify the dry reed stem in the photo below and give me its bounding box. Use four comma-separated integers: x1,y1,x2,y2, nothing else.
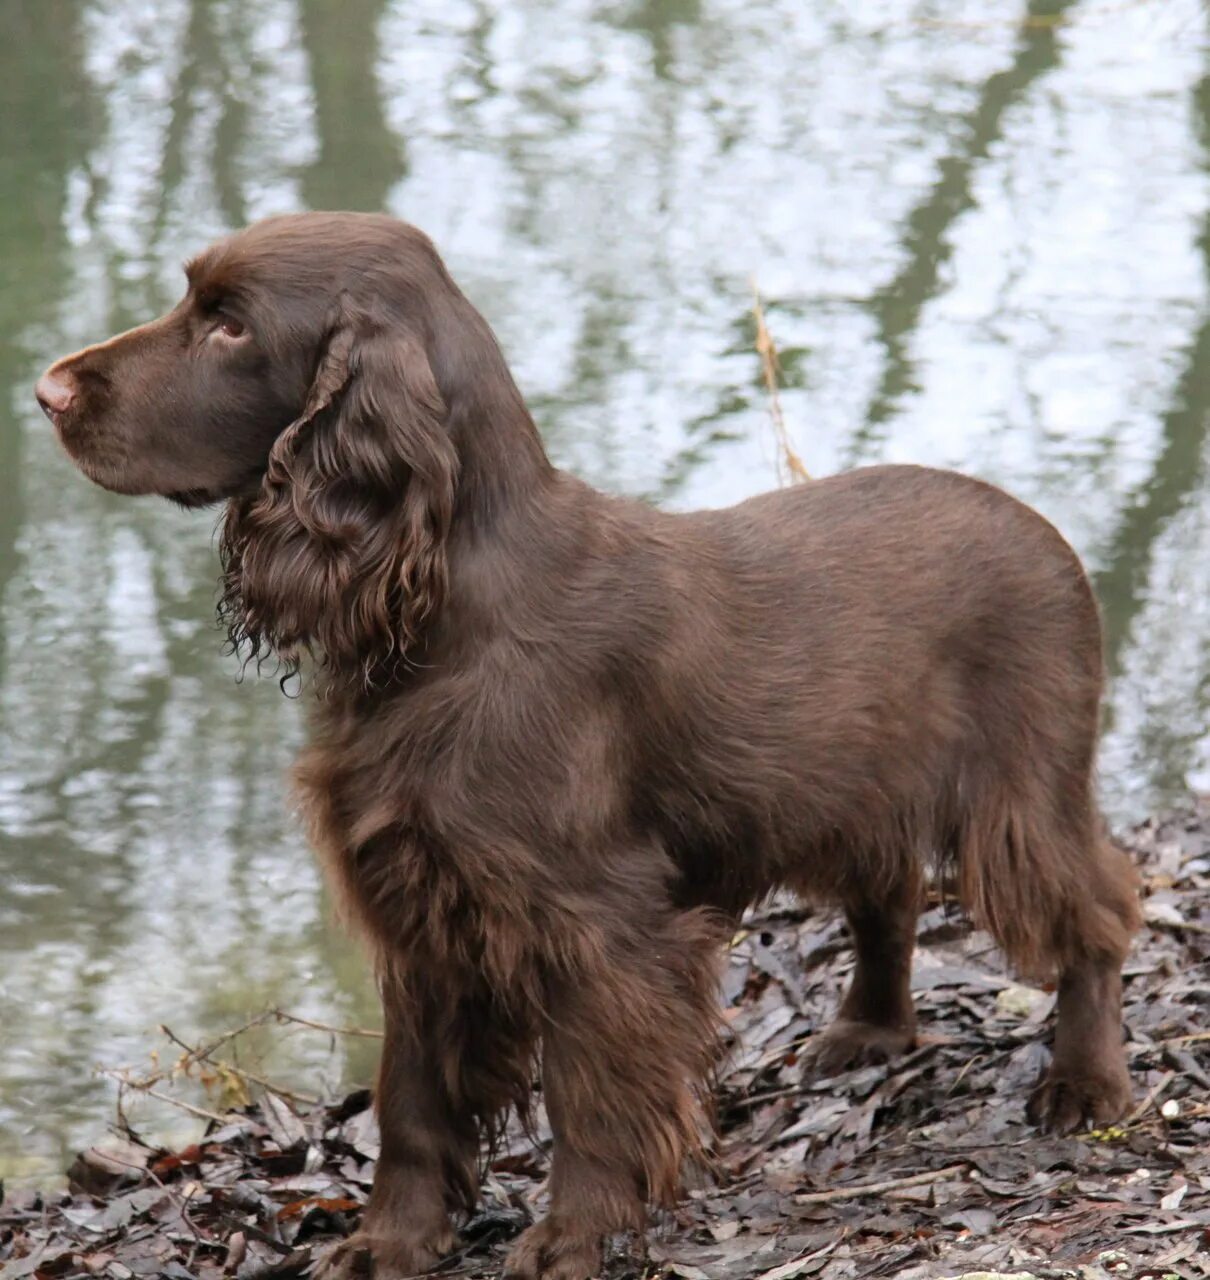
751,281,810,485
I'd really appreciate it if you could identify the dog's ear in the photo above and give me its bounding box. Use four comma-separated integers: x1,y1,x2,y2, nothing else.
220,297,460,680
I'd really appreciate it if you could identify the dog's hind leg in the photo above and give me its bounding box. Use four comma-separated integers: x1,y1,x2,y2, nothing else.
958,782,1139,1132
1024,827,1139,1131
801,855,923,1077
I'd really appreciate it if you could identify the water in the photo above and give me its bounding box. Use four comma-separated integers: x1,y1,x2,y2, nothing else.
1,0,1208,1182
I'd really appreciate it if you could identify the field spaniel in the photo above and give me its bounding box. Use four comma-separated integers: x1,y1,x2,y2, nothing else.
38,213,1139,1279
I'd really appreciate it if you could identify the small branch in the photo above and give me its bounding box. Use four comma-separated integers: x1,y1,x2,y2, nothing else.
1159,1029,1210,1048
1154,918,1210,935
98,1006,389,1135
271,1008,384,1039
757,1237,842,1277
751,282,810,485
133,1011,277,1090
725,1082,803,1113
99,1069,232,1126
947,1052,983,1096
793,1163,967,1205
1124,1069,1175,1127
160,1024,320,1107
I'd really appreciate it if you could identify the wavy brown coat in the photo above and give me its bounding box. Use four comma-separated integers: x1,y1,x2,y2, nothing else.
38,213,1140,1280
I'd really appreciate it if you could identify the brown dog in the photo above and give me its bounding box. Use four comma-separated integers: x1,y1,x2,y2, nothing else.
38,213,1139,1280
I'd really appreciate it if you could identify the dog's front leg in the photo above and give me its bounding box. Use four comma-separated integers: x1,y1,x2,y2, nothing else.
317,985,476,1279
506,901,724,1280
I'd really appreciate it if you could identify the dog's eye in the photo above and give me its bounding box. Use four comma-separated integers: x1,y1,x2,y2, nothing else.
215,315,246,340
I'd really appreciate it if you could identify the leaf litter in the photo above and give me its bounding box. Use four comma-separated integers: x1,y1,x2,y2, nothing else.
2,803,1208,1280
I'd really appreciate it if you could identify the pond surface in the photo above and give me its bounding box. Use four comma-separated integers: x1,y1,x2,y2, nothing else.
1,0,1208,1180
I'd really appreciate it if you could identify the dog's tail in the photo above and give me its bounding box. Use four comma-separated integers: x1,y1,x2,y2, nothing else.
948,770,1139,978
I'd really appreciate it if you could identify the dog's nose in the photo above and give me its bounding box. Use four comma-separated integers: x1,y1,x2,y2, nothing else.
35,369,75,421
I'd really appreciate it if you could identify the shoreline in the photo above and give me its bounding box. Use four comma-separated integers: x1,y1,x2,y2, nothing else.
2,800,1207,1279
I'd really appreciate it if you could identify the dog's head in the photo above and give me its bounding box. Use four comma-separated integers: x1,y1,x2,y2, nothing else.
38,212,542,677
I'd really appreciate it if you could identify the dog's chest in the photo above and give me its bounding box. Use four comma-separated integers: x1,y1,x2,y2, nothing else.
294,701,535,973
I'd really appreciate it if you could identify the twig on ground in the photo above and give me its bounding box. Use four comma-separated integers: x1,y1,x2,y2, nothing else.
793,1162,967,1205
1152,918,1210,936
946,1052,984,1095
757,1237,843,1277
726,1083,803,1113
91,1147,209,1258
751,282,810,485
1124,1069,1175,1127
1159,1029,1210,1047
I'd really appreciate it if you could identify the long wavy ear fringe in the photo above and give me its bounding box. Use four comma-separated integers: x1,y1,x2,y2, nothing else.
219,296,459,685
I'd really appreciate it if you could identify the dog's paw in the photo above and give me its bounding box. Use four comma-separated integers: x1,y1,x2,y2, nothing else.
801,1019,915,1078
1026,1067,1132,1134
504,1217,604,1280
312,1228,455,1279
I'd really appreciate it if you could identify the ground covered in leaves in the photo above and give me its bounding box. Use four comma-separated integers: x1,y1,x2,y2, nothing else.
3,803,1208,1280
